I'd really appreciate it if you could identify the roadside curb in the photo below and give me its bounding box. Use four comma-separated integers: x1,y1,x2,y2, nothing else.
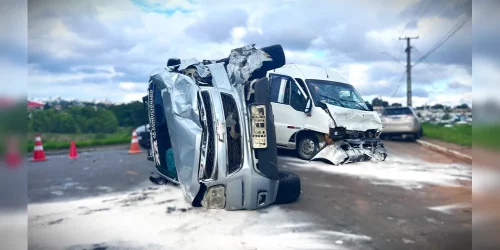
416,139,472,163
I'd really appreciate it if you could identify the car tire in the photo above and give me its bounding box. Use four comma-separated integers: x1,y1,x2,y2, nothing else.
297,134,319,160
274,171,301,205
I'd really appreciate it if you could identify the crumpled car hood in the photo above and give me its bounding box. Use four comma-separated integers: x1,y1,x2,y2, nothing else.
325,104,383,131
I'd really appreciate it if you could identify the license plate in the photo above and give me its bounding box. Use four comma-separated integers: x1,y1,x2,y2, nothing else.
251,105,267,149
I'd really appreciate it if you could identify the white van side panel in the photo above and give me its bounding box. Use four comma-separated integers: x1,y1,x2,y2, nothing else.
272,103,307,146
302,106,331,134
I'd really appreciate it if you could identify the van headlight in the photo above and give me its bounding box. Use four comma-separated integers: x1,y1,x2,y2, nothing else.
201,185,226,209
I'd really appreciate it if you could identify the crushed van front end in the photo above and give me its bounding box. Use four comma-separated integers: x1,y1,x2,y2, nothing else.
312,105,388,165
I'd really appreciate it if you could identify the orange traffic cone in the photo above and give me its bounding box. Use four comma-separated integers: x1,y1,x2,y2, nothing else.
4,136,22,168
69,140,78,159
128,129,142,154
32,134,47,162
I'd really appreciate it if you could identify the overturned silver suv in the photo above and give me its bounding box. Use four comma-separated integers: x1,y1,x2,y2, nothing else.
144,44,301,210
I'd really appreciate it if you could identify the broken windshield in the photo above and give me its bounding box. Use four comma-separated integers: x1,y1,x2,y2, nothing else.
306,79,369,111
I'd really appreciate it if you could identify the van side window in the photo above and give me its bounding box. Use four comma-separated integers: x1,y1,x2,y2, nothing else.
278,78,290,104
269,74,290,105
269,75,281,103
290,82,307,111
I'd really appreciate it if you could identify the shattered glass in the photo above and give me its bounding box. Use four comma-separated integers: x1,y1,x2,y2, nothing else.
178,58,211,78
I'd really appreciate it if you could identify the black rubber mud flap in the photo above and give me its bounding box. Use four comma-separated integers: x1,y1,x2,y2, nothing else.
274,171,301,204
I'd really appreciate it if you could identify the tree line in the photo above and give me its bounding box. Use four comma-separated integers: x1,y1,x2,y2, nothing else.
371,97,470,110
28,101,148,133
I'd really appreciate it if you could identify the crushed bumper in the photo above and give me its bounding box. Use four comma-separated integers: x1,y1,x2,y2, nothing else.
311,138,387,165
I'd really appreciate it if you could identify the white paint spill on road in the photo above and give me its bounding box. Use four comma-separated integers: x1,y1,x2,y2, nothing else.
29,186,372,250
402,238,415,244
0,211,28,250
428,203,471,214
280,155,471,189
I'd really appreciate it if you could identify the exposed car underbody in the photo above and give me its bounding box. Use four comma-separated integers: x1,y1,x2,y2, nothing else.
145,44,301,210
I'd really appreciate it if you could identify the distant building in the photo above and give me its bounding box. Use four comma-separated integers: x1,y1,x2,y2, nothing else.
28,101,44,111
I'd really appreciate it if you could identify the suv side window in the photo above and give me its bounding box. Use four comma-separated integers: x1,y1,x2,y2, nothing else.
290,82,307,111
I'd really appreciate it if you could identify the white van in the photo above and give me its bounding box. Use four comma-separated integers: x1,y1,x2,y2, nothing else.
266,64,387,164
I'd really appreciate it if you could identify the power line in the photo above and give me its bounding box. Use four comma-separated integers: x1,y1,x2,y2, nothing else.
412,47,442,94
391,71,407,98
394,0,421,62
413,13,471,67
415,0,434,21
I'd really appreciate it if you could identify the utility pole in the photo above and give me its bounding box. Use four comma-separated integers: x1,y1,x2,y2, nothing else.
399,36,418,107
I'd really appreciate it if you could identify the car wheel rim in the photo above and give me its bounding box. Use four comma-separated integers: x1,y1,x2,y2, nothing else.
300,138,315,156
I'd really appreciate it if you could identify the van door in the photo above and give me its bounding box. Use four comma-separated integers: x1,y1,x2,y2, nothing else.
269,74,309,147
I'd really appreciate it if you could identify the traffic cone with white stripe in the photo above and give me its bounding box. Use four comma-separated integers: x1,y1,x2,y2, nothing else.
128,129,142,154
32,134,47,161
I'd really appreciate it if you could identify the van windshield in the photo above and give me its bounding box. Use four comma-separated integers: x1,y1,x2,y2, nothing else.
306,79,369,111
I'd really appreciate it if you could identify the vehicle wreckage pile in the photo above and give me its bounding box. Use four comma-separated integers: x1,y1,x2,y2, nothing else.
144,44,387,211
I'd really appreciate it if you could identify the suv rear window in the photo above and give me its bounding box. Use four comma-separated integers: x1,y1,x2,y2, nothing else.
382,108,412,116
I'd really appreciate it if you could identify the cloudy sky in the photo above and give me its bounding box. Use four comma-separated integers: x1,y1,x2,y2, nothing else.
4,0,490,106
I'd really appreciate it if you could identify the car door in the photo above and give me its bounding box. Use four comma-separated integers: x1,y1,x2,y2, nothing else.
148,82,178,182
269,74,309,147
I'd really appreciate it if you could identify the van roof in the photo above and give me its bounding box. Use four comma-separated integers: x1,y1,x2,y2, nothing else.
270,63,348,83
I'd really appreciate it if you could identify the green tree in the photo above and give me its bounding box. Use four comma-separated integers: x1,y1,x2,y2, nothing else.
372,97,389,107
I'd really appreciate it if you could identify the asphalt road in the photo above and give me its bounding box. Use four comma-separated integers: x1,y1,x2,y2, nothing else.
27,140,472,250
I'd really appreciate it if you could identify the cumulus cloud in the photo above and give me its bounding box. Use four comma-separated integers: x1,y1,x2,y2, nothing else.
25,0,476,105
186,8,248,42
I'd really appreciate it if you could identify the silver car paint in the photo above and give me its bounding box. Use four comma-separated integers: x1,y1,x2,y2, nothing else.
150,45,279,210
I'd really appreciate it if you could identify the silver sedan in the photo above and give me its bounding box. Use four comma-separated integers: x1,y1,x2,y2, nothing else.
380,107,423,140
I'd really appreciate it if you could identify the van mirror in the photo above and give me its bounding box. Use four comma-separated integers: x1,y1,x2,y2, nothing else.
304,98,312,114
365,102,374,111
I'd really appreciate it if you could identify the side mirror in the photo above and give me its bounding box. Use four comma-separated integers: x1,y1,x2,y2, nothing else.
365,102,374,111
304,98,312,114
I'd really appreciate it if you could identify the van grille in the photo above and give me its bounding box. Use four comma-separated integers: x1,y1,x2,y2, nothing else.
220,93,242,174
200,91,215,179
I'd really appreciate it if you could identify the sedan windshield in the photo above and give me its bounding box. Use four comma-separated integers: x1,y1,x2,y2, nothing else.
306,79,369,111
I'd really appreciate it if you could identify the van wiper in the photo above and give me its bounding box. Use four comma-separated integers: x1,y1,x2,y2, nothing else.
317,94,347,108
339,98,369,111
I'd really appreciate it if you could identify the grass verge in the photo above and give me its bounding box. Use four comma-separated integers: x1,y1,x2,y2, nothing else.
27,127,134,152
422,122,472,147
